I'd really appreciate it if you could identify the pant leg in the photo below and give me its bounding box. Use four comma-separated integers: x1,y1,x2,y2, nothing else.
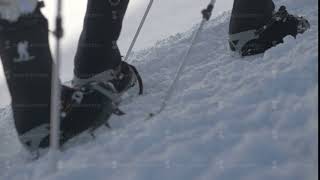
74,0,130,79
229,0,275,34
0,5,53,150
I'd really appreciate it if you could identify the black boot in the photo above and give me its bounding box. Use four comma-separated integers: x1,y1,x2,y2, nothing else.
55,61,143,148
24,60,144,152
257,6,310,40
241,6,310,56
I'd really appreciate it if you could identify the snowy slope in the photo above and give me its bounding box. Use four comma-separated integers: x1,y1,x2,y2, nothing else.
0,0,318,179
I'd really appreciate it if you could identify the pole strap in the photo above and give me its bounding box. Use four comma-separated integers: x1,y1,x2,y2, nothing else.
145,0,217,120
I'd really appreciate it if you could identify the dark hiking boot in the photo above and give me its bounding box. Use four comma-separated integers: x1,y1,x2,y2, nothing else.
72,61,143,99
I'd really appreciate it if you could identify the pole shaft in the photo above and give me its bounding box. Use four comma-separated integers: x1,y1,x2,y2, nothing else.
124,0,154,62
159,20,206,113
147,0,216,119
49,0,63,172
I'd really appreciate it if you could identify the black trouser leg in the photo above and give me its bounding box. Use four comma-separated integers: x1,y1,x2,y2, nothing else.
0,7,53,144
74,0,130,79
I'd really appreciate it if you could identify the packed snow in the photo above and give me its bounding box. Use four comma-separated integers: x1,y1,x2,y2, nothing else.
0,0,318,179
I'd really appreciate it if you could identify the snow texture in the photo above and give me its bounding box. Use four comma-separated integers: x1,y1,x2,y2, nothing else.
0,0,318,179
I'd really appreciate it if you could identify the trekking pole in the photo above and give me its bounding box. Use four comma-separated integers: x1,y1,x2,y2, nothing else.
124,0,154,62
48,0,64,172
147,0,216,120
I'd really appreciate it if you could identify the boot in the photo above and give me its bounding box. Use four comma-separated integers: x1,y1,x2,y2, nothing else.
72,61,143,98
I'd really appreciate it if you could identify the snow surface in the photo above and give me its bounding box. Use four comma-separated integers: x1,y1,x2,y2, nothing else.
0,0,318,179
